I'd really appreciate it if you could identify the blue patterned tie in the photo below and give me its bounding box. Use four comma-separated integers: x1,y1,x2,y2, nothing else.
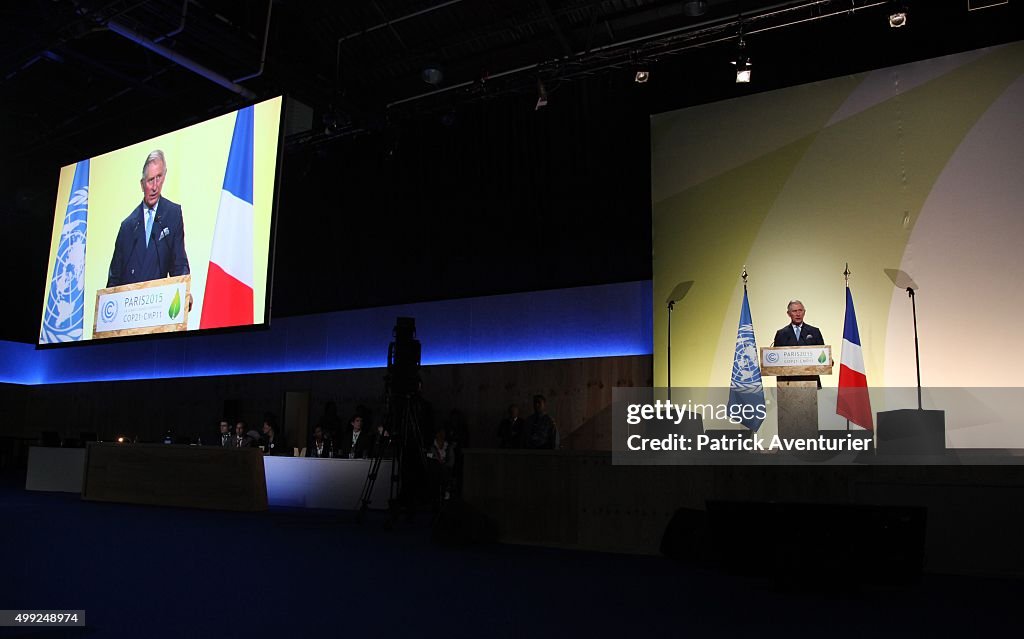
794,325,801,342
145,209,154,247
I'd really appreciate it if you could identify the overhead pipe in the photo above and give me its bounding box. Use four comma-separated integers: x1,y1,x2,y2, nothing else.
335,0,464,80
106,19,257,100
386,0,883,109
154,0,190,43
235,0,274,83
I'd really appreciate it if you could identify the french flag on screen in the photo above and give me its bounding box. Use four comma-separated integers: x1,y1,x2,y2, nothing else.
836,287,873,430
201,106,255,329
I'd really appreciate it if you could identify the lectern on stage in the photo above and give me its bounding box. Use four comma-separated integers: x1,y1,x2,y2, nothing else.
760,345,832,438
93,275,191,339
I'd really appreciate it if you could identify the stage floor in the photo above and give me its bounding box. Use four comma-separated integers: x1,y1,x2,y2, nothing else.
1,469,1021,639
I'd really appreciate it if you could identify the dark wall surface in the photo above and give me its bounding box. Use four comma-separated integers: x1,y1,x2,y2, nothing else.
1,354,651,451
5,7,1023,343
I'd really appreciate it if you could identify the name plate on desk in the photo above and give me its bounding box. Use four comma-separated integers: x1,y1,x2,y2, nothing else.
93,275,190,339
760,345,833,376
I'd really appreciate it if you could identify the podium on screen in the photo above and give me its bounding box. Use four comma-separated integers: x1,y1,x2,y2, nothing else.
93,275,190,339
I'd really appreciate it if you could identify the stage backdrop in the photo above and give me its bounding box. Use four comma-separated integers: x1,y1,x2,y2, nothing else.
652,42,1024,443
39,96,282,343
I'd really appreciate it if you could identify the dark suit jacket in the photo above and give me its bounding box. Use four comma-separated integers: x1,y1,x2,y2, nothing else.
106,196,190,287
339,428,374,459
497,417,524,448
772,323,825,347
263,434,289,456
523,414,557,450
306,439,334,458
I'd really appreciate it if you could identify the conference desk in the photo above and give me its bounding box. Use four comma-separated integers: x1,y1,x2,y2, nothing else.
264,456,392,510
25,446,87,493
25,445,390,511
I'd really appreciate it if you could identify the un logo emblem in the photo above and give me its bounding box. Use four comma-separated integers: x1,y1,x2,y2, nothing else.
101,299,118,324
40,179,89,344
730,322,762,391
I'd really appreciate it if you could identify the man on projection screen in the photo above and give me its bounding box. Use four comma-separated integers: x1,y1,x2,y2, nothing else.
106,150,190,287
772,300,824,347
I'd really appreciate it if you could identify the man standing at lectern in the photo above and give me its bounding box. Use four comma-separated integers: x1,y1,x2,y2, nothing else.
106,150,190,287
772,300,825,347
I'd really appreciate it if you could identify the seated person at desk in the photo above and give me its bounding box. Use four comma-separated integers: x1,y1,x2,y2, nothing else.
217,420,231,447
425,427,455,502
523,395,558,450
261,414,288,456
339,414,373,459
307,426,334,458
233,422,250,448
497,403,523,449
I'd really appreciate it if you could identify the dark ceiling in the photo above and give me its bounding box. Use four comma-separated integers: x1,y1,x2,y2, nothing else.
1,1,1022,343
5,0,1020,163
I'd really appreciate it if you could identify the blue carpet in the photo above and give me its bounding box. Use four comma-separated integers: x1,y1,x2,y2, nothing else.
1,471,1020,638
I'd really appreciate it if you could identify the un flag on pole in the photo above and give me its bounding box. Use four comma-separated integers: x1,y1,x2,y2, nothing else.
41,159,90,343
728,288,765,431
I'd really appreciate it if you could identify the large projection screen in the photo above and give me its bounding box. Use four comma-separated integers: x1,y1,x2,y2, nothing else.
39,96,283,344
651,42,1024,444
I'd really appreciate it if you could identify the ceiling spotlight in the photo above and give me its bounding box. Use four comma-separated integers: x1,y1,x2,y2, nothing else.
322,107,351,135
734,57,752,83
421,65,444,85
682,1,708,17
731,38,751,83
888,4,908,27
535,79,549,110
634,69,650,84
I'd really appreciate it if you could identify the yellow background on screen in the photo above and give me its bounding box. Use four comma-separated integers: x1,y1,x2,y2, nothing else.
40,96,282,339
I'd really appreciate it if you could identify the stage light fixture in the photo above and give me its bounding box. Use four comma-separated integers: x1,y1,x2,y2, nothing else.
682,1,708,17
731,38,751,83
421,65,444,85
888,5,908,27
733,57,752,83
684,1,708,17
634,69,650,83
535,79,549,110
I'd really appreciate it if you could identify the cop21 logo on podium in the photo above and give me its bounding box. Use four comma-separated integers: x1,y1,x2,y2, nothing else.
760,345,833,440
760,345,832,376
93,275,190,339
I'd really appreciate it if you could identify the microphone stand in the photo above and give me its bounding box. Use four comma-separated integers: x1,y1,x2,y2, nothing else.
667,299,674,403
907,287,922,410
664,281,694,405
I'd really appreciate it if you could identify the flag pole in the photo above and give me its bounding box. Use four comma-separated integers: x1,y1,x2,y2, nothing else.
844,264,850,432
846,263,875,450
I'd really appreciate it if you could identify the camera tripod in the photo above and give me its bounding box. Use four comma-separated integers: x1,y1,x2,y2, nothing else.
357,390,427,522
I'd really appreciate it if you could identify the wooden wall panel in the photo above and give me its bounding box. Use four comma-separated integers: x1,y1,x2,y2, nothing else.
0,355,653,451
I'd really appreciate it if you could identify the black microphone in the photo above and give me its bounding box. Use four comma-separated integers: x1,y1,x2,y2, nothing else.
153,213,163,276
124,217,142,276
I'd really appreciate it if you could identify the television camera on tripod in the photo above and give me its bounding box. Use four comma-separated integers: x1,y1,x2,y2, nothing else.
358,317,428,520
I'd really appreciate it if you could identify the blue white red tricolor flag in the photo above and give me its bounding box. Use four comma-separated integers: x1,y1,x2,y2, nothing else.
836,287,873,429
201,106,255,329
